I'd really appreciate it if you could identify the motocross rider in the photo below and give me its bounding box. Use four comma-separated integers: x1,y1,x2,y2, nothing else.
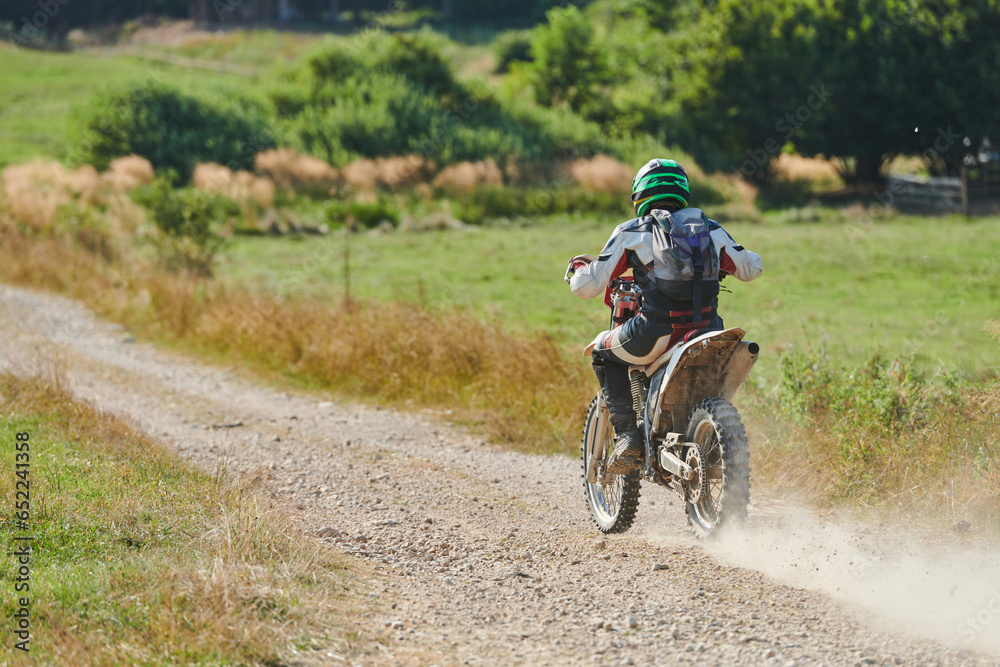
565,159,763,475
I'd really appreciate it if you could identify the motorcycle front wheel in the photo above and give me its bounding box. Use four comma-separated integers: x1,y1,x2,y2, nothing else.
581,395,641,534
684,396,751,538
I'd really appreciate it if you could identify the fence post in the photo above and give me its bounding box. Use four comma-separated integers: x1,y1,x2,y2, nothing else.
960,164,970,217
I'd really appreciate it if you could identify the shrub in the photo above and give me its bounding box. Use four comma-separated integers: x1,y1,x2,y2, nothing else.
776,348,930,463
451,185,629,225
529,6,612,115
275,34,634,169
756,177,815,210
378,33,462,99
132,178,238,274
81,83,275,183
325,199,400,230
493,30,534,73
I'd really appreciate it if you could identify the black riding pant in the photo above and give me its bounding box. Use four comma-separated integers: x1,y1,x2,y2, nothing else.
591,313,723,420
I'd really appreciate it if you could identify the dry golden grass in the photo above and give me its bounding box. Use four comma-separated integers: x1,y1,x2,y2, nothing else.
342,155,435,191
1,157,153,231
432,159,503,191
63,164,102,203
1,180,995,531
569,155,633,194
254,147,339,193
702,173,762,224
986,319,1000,342
193,162,276,209
886,154,927,176
0,212,590,453
749,414,998,534
745,351,1000,534
191,293,589,450
102,155,154,190
774,153,844,188
0,370,376,665
2,160,77,229
983,320,1000,414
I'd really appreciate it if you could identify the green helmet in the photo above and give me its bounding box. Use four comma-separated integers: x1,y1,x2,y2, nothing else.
631,159,690,217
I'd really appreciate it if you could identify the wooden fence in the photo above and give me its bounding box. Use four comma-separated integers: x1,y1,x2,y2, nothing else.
886,163,1000,215
885,174,965,213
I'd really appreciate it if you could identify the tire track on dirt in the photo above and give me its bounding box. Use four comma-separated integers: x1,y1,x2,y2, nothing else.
0,284,996,666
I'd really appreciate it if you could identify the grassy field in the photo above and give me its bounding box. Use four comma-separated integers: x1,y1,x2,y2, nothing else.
219,211,1000,381
0,31,497,170
0,45,265,168
1,31,998,530
0,371,372,664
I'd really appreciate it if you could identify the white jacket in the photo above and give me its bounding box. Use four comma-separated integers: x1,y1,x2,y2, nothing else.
570,211,763,302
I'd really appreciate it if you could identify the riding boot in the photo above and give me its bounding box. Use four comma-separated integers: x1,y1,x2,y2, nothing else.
593,355,643,474
607,414,643,474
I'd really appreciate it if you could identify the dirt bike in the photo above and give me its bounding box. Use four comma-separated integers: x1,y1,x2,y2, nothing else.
580,277,758,538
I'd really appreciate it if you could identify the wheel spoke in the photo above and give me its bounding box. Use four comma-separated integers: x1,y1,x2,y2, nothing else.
582,396,641,534
684,397,751,538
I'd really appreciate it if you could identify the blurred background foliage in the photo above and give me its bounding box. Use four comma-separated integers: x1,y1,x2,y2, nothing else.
3,0,998,187
2,0,999,525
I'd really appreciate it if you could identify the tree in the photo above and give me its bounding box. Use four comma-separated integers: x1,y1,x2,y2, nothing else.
668,0,1000,184
529,6,613,118
1,0,189,39
669,0,823,181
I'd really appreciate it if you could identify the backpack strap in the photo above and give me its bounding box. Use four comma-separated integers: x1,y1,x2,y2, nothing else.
691,246,704,327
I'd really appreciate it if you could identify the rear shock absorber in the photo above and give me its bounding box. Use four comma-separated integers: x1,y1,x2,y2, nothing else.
629,369,646,421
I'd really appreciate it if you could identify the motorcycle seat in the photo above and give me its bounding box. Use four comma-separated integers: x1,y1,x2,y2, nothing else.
644,327,747,377
642,345,679,377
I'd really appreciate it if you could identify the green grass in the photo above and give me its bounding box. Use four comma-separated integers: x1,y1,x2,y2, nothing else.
0,45,267,168
218,211,1000,381
0,30,499,170
0,373,368,664
131,28,321,68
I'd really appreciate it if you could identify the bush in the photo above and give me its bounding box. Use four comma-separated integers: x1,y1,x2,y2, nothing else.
529,6,612,116
275,33,677,170
756,177,814,211
81,83,275,184
774,349,935,499
271,30,732,207
777,350,925,431
132,178,238,274
493,30,534,73
325,199,400,230
379,33,463,99
451,185,630,225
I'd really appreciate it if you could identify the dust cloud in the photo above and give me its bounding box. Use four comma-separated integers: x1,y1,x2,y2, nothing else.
704,507,1000,653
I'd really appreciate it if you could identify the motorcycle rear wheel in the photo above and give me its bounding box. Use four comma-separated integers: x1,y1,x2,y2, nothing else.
684,396,751,538
581,395,641,534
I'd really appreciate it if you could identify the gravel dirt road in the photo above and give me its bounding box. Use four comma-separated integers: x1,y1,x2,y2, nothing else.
2,284,998,667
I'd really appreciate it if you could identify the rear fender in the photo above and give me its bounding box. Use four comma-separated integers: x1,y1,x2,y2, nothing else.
647,328,757,435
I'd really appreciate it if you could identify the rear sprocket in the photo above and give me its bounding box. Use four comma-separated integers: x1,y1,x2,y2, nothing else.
684,444,707,505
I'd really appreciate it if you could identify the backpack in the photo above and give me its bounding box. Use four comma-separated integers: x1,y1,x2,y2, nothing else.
649,208,720,325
